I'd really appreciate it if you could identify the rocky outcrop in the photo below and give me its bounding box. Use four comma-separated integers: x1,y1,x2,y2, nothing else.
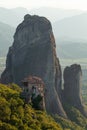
1,14,67,118
63,64,87,117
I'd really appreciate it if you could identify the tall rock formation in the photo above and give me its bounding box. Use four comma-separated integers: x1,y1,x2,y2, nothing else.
1,14,67,118
63,64,87,117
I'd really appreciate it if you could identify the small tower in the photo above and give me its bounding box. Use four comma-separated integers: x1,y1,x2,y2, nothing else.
22,76,45,110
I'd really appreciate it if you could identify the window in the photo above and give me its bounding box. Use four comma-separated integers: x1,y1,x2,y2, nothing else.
26,88,29,92
24,82,28,86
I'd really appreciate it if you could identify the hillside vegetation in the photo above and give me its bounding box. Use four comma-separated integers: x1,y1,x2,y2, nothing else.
0,83,62,130
0,83,87,130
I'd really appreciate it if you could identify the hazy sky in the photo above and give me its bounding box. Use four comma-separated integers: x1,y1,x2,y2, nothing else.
0,0,87,10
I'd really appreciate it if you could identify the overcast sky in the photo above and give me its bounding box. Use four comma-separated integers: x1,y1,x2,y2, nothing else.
0,0,87,10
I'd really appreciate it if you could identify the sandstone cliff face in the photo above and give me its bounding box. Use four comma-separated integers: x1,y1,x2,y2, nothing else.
1,14,67,118
63,64,87,117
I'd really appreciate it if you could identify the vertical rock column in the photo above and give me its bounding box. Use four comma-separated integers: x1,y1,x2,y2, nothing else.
63,64,87,117
1,14,67,118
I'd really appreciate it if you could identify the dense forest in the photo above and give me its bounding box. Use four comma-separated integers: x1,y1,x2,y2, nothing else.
0,83,87,130
0,83,62,130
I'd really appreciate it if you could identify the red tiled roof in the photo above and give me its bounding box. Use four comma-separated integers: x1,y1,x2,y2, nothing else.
22,76,44,85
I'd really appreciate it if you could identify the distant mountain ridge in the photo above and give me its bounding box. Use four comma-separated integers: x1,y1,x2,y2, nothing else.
0,7,87,58
30,7,83,23
0,21,15,56
0,7,28,27
52,12,87,58
57,41,87,59
53,12,87,41
0,7,83,27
